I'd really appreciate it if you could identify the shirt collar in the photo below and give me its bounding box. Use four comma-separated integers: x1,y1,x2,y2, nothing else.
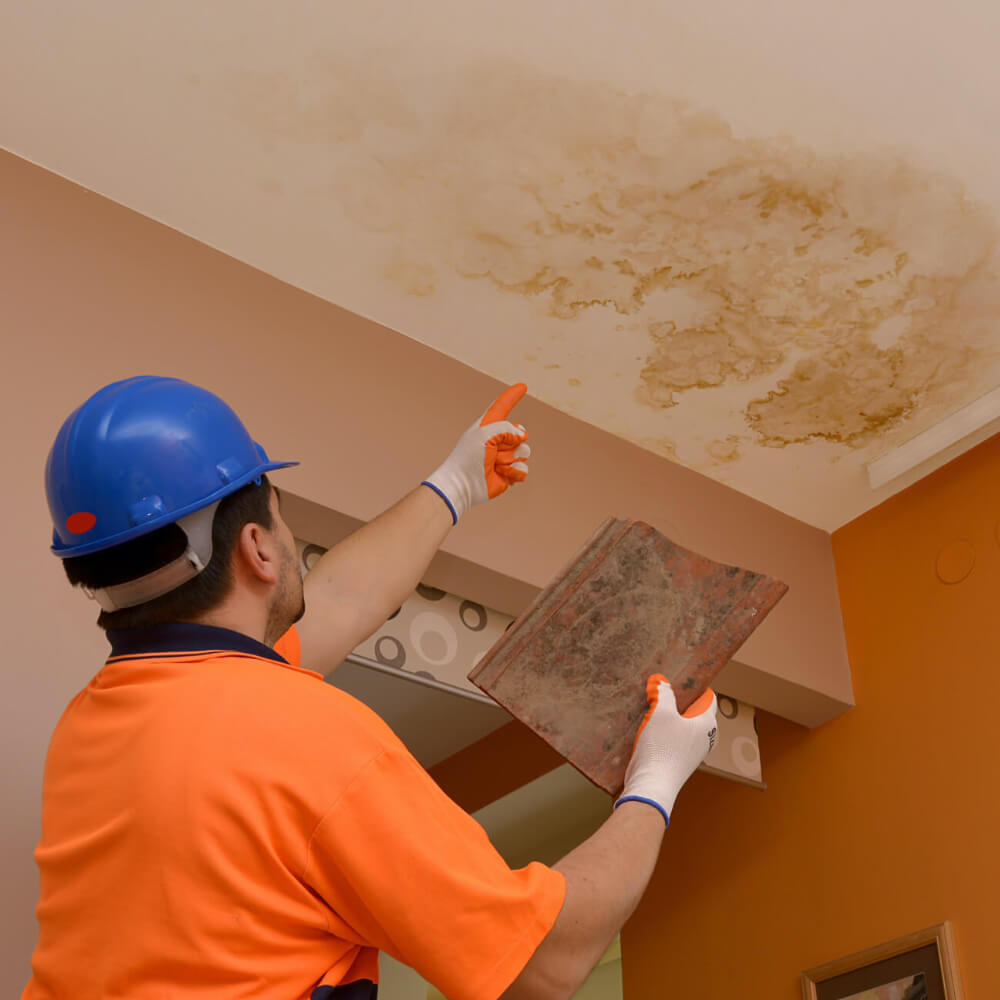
106,623,288,664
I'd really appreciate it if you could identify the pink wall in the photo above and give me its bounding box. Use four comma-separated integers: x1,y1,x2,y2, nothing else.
0,150,848,990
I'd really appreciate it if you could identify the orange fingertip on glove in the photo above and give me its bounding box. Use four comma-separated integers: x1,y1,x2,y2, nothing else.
682,687,716,719
633,675,716,748
484,445,529,497
480,383,530,499
480,383,528,427
633,673,667,747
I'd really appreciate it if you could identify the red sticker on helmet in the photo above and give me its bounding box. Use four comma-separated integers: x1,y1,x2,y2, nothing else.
66,512,97,534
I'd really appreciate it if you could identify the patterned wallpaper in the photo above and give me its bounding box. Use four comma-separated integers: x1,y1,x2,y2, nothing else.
297,539,763,787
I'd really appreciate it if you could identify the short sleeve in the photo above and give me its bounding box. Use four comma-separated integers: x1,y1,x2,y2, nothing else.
273,626,301,667
302,743,566,1000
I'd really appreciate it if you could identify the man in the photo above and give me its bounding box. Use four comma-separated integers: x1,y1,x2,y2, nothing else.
27,375,717,1000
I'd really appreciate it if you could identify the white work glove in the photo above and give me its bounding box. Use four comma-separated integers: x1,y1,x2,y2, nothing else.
422,383,531,524
615,675,718,827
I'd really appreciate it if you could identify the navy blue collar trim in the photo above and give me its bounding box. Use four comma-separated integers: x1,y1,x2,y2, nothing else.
107,623,288,664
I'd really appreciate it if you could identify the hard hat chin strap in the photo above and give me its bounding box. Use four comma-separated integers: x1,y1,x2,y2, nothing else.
86,502,220,612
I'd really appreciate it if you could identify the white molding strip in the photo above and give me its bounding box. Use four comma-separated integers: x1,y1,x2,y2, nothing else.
867,386,1000,490
345,652,498,707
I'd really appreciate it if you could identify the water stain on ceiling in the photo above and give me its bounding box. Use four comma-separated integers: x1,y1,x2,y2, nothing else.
226,56,1000,469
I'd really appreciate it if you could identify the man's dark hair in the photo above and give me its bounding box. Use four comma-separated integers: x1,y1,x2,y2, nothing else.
62,477,274,631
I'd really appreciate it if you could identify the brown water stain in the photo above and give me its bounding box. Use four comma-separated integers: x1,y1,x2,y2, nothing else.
227,59,1000,452
707,436,744,463
639,436,679,461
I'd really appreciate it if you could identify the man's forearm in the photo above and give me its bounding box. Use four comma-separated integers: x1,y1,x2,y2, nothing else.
294,485,453,673
502,680,717,999
502,802,666,999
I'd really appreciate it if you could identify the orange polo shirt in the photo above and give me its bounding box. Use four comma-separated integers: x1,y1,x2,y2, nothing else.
23,624,565,999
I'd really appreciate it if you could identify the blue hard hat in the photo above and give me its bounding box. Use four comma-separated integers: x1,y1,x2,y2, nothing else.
46,376,298,558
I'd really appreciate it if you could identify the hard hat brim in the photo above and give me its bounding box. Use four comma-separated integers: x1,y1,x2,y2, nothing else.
50,459,299,558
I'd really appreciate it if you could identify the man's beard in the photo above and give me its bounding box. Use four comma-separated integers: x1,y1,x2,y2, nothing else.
265,545,306,645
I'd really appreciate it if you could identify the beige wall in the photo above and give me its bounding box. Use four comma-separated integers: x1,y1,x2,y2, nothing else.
1,150,847,992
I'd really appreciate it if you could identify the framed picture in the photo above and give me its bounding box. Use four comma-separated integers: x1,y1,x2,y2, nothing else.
801,923,963,1000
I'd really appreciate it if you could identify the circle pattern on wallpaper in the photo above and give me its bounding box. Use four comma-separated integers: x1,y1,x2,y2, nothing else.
416,584,447,601
730,736,760,777
717,695,738,720
374,636,406,669
459,600,488,632
409,612,459,666
936,540,975,584
300,543,328,575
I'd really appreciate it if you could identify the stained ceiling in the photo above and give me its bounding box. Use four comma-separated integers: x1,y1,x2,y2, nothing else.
3,0,999,528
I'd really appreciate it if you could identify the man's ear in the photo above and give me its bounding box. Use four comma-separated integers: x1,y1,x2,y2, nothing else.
235,520,280,585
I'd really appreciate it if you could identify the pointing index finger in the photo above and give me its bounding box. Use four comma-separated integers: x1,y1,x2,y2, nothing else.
480,382,528,427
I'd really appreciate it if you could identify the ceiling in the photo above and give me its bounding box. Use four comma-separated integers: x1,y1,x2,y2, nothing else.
3,0,999,531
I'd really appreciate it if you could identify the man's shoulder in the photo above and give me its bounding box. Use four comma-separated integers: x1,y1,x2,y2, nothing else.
214,652,399,752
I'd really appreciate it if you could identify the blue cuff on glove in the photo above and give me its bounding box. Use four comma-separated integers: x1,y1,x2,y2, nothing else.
421,481,459,525
614,794,670,828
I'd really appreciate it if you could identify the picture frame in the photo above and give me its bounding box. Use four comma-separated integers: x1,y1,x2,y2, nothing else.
801,922,963,1000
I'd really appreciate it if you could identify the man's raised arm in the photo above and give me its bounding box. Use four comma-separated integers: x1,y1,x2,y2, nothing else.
293,383,530,674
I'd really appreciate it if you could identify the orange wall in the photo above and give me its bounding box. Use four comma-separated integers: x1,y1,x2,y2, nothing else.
621,434,999,997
